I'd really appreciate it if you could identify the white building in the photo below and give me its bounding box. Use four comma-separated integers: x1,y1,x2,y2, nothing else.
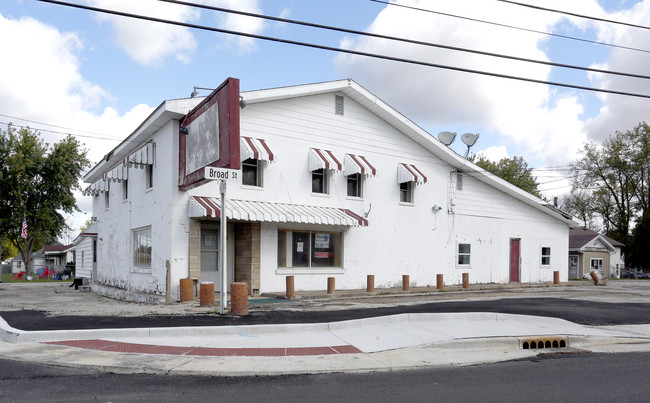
83,78,579,303
72,220,97,280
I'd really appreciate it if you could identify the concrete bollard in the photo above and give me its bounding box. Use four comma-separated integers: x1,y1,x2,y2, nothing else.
553,271,560,285
327,277,335,294
367,275,375,292
436,274,444,290
286,275,295,300
462,272,469,289
180,278,194,302
230,282,249,315
199,281,215,306
590,271,600,285
402,275,410,291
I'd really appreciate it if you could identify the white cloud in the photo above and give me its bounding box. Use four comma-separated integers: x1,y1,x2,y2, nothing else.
202,0,265,52
476,146,509,161
89,0,199,66
333,0,607,167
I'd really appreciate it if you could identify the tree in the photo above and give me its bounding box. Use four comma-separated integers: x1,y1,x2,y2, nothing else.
0,125,89,275
471,155,542,198
1,237,18,261
560,190,601,231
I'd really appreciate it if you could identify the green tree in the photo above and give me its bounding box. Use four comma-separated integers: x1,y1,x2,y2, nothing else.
0,125,89,274
1,237,18,261
471,155,542,198
569,123,650,249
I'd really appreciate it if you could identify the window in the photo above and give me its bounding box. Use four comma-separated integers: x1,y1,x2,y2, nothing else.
242,158,262,187
347,173,362,198
312,168,328,194
458,243,471,265
81,250,85,267
145,164,153,189
456,173,463,190
541,247,551,265
277,230,342,268
132,226,152,267
335,95,344,115
104,183,110,209
122,179,128,200
400,181,413,203
590,258,603,271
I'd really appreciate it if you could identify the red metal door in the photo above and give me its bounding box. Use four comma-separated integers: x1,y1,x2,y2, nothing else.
510,239,520,282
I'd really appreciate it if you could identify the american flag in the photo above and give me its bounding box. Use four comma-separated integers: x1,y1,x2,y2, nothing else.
21,216,27,239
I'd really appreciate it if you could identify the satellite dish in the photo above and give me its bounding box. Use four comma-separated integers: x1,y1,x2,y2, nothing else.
438,131,456,146
461,133,480,147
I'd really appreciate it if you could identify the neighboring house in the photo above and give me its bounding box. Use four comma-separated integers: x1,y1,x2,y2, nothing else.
83,78,579,303
10,255,24,273
73,221,98,280
43,243,75,272
568,227,621,279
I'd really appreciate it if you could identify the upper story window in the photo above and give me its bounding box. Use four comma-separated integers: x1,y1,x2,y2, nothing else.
541,247,551,265
399,181,413,203
347,173,362,198
312,168,328,194
145,164,153,190
104,183,110,209
335,95,344,115
122,179,128,201
242,158,262,187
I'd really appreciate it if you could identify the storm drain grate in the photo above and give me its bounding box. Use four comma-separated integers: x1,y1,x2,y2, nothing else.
521,336,568,350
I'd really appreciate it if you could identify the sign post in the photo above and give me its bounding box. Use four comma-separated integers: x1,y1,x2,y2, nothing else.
204,167,239,314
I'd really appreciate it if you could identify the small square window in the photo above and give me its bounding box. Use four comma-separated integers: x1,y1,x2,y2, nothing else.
242,158,262,187
347,173,362,198
400,181,413,203
458,243,471,265
312,169,328,194
541,247,551,265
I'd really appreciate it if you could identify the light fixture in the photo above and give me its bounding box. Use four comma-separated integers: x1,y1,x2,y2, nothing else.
432,205,442,212
438,131,456,146
461,133,480,157
239,96,246,109
190,86,215,98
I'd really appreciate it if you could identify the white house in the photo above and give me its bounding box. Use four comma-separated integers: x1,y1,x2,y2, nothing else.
83,78,579,303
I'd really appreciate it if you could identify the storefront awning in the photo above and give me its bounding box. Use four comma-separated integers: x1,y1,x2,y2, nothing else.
188,196,368,227
397,163,427,185
308,148,342,172
241,137,274,163
344,154,376,177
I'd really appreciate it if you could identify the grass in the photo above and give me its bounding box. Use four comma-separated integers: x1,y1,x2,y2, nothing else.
1,273,70,283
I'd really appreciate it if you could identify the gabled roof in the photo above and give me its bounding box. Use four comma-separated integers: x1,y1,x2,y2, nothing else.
72,221,98,246
83,78,580,227
43,243,75,255
569,227,617,252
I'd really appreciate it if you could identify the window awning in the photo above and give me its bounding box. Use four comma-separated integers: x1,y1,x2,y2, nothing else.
188,196,368,227
344,154,376,177
397,163,427,185
241,137,274,163
83,179,108,196
126,142,154,168
308,148,342,172
104,163,128,182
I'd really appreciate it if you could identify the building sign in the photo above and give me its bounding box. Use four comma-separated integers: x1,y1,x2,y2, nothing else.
314,233,330,249
178,77,240,190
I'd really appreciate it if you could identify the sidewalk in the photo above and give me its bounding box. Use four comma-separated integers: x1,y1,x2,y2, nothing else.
1,281,650,376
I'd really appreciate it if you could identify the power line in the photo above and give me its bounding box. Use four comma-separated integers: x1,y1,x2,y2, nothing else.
498,0,650,31
0,113,119,139
0,121,123,142
37,0,650,99
370,0,650,55
159,0,650,80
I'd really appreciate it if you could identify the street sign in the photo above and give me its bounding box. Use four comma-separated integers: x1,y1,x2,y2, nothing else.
204,166,240,181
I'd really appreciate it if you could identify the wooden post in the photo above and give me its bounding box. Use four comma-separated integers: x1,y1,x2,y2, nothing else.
402,275,410,291
367,275,375,292
230,282,249,315
286,275,295,300
327,277,335,294
436,274,444,290
462,272,469,289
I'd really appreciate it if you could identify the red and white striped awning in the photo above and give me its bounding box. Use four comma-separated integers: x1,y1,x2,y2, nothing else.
308,148,342,172
397,163,427,185
241,137,274,163
344,154,377,177
126,142,154,168
188,196,368,227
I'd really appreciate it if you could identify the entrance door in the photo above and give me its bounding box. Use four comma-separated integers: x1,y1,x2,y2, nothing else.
568,255,578,279
200,228,219,284
509,239,520,282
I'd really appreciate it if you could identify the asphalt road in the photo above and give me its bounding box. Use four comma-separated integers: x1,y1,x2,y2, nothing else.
2,352,649,402
2,297,650,331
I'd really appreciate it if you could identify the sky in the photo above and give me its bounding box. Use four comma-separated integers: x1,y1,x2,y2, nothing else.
2,0,650,237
